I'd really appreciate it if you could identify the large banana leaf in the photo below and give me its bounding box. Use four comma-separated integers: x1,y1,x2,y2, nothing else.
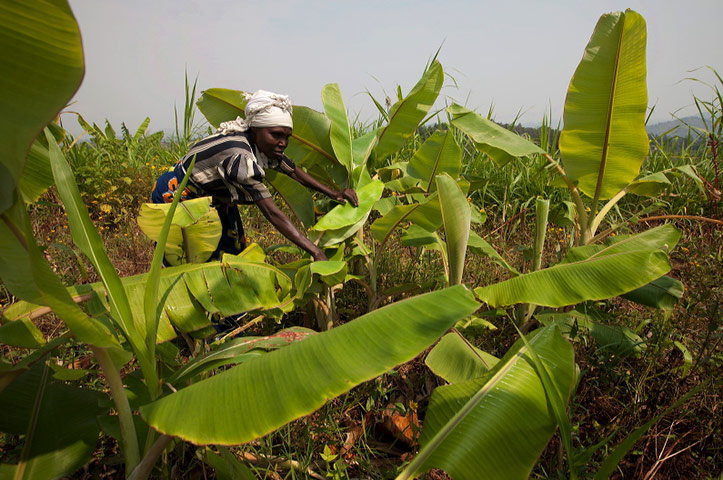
373,61,444,162
0,0,84,213
322,83,353,174
284,106,337,170
436,174,471,285
475,249,672,308
8,250,293,343
448,104,545,166
407,130,462,192
400,326,576,480
559,10,649,200
265,169,315,228
0,363,103,480
47,129,154,374
140,285,480,445
195,88,248,127
17,123,65,204
561,224,680,263
137,197,222,265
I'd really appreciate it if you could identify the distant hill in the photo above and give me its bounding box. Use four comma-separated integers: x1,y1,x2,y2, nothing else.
646,116,709,137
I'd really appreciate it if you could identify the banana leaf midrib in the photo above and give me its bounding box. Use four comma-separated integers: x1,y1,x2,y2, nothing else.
593,14,627,208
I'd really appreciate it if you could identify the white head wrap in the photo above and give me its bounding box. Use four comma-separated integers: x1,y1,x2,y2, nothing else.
216,90,293,134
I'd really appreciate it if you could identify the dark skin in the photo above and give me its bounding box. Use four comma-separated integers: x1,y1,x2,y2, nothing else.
251,126,358,261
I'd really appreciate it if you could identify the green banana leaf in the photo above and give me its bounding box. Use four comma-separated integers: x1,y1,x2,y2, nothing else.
8,250,293,344
373,61,444,162
621,275,684,310
626,171,672,197
0,317,46,349
407,130,462,192
370,194,443,245
47,128,155,379
265,169,315,228
0,0,84,213
401,224,442,250
448,104,545,166
17,123,65,204
195,88,248,126
312,180,384,231
475,249,672,308
378,161,422,193
0,363,103,480
352,131,378,170
400,325,576,480
559,10,649,200
315,213,370,248
284,106,337,170
311,180,384,248
310,261,348,286
140,285,480,445
322,83,354,174
561,224,680,263
436,174,471,285
167,327,316,385
538,309,644,357
425,331,498,384
137,197,222,265
467,231,520,276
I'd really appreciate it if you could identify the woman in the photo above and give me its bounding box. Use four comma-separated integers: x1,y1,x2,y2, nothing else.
151,90,357,262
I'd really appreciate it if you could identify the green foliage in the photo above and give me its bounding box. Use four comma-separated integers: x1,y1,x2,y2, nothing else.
0,0,84,213
1,4,714,479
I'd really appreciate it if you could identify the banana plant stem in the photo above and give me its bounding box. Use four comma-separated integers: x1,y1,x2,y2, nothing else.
127,435,172,480
91,346,140,473
543,154,589,243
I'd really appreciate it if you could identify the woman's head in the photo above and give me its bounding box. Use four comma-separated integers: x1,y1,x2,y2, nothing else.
245,90,293,129
252,126,292,159
216,90,293,141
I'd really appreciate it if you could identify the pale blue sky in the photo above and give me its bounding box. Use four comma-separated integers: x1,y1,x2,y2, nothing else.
65,1,722,136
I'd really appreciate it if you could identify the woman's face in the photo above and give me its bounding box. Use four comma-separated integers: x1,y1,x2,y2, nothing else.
252,127,292,159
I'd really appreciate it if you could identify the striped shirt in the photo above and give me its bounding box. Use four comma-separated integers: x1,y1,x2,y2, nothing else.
179,131,296,204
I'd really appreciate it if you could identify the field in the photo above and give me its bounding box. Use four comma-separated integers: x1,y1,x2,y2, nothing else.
1,4,722,480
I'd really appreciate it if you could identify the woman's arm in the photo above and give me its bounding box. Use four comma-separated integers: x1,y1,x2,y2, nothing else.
254,197,327,261
287,166,359,207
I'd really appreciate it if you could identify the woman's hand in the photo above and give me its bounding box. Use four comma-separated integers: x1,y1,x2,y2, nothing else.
336,188,359,207
312,249,328,262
